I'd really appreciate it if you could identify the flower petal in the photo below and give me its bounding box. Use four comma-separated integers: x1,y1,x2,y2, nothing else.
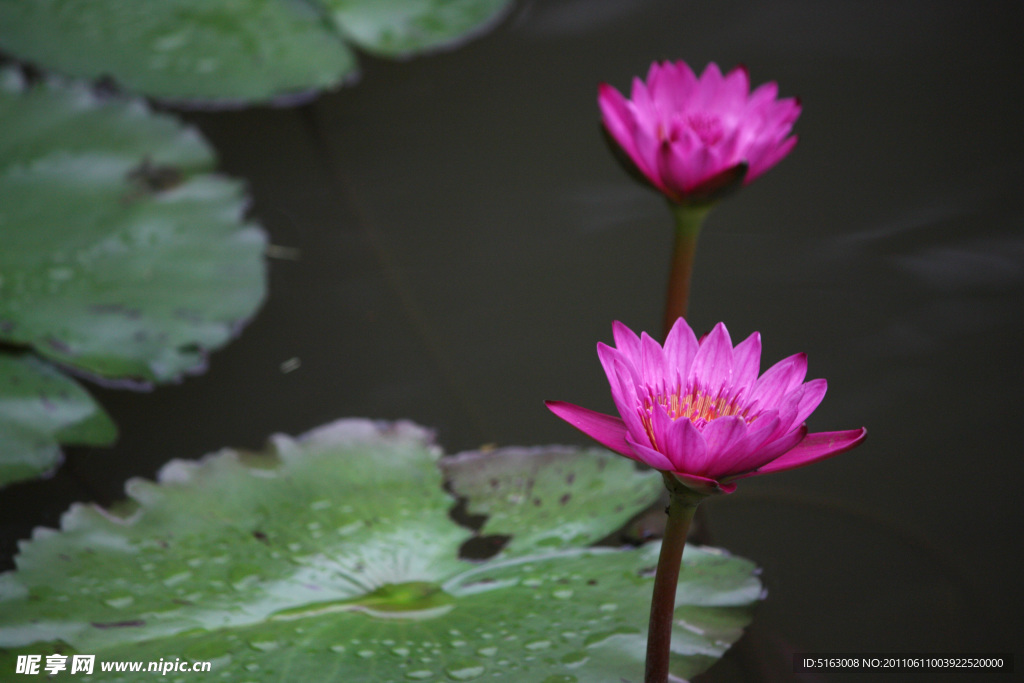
689,322,734,393
544,401,633,457
746,133,798,183
698,415,750,478
751,428,867,476
624,433,677,471
598,344,648,441
731,331,762,396
659,409,708,473
611,320,642,359
639,331,667,392
669,471,736,495
792,378,828,426
748,352,807,411
598,83,645,174
663,317,699,387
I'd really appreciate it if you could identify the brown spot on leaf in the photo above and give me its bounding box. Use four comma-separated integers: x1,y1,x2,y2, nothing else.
91,620,145,629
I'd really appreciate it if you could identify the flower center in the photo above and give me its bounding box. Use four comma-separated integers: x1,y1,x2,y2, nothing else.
639,384,750,448
685,113,724,146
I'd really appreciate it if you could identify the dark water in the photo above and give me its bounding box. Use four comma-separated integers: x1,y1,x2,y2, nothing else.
3,1,1022,680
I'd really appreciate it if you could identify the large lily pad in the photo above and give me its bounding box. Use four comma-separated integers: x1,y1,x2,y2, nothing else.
0,0,512,105
0,355,116,488
0,419,762,681
0,69,266,486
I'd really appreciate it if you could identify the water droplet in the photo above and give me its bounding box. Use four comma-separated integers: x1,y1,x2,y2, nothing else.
329,645,346,653
552,589,573,599
541,676,577,683
357,650,375,658
449,640,466,647
392,647,410,657
524,640,551,651
405,670,433,679
561,651,589,667
476,647,497,657
678,619,707,635
336,521,363,535
162,571,192,587
310,500,331,511
582,625,641,647
598,603,617,612
445,660,485,680
522,578,542,588
248,640,279,652
153,32,189,51
103,595,134,609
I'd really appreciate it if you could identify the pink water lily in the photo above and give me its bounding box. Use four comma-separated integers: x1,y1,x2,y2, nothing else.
547,319,865,495
599,61,801,203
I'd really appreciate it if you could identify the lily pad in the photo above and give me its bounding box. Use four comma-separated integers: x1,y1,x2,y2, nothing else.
0,0,512,105
0,355,116,488
0,68,266,486
442,445,664,557
0,419,762,681
324,0,512,58
0,68,266,385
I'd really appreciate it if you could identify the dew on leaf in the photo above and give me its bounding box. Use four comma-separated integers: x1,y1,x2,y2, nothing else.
445,660,486,680
248,639,279,652
560,651,588,667
103,595,134,608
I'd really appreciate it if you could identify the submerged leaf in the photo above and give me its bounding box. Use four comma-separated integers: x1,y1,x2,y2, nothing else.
0,419,761,680
0,0,512,105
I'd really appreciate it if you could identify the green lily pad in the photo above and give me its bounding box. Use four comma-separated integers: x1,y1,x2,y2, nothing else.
0,68,266,385
442,445,664,557
0,355,116,488
0,68,266,486
0,0,512,105
324,0,512,58
0,419,762,681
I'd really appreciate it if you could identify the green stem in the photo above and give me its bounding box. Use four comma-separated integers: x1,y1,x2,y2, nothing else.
662,204,713,337
645,477,704,683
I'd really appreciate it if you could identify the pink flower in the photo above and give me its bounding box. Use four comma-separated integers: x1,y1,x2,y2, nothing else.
599,61,801,203
547,319,865,494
